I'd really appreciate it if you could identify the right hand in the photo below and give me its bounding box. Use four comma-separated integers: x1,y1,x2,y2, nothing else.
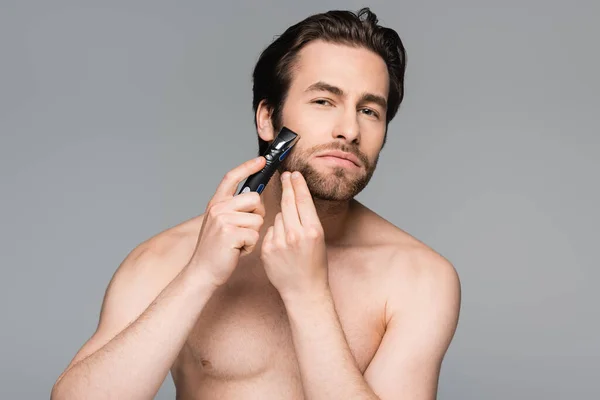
186,156,268,288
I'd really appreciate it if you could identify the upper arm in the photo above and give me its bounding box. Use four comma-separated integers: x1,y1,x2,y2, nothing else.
364,251,461,400
57,240,181,379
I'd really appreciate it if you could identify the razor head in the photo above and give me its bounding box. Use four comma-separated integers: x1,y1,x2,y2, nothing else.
264,126,299,162
237,126,299,195
271,127,299,149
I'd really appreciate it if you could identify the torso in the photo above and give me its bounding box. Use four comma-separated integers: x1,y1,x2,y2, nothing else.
157,200,425,399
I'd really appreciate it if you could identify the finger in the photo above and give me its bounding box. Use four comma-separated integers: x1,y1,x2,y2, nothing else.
211,157,266,203
280,171,301,231
290,171,320,226
264,225,273,243
273,212,285,242
261,226,274,253
236,227,260,256
226,191,265,217
223,212,264,231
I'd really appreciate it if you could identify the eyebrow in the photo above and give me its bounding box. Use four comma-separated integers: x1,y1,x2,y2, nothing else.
304,81,388,110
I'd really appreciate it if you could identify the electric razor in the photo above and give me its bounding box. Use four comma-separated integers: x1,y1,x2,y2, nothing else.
237,126,299,195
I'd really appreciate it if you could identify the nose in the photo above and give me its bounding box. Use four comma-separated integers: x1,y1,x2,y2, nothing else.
332,108,360,144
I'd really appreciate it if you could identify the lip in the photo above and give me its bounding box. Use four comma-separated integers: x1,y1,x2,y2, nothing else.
316,150,361,167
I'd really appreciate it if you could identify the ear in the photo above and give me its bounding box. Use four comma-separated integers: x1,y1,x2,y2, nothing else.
255,100,276,142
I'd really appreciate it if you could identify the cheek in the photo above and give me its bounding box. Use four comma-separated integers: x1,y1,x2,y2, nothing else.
360,136,385,165
357,125,383,144
283,102,336,135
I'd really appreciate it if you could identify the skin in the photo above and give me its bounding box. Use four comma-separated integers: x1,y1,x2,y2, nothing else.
51,40,461,400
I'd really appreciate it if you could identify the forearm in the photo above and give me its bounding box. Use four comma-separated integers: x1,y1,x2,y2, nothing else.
284,288,379,400
52,267,216,400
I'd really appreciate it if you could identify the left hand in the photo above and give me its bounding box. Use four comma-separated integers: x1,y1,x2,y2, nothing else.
260,171,329,300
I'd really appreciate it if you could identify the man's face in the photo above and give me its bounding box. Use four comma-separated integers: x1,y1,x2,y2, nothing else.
276,40,389,201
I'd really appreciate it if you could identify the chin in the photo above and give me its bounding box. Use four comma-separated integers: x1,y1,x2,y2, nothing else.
302,166,372,201
279,153,377,201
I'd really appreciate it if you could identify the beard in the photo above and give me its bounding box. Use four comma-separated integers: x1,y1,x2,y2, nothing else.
278,142,379,201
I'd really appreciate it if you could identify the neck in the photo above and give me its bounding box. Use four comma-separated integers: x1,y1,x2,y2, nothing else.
260,171,353,244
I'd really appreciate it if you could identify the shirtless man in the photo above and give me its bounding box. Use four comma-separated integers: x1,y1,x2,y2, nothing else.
52,8,460,400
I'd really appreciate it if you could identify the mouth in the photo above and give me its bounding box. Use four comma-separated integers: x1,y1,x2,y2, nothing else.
315,151,362,168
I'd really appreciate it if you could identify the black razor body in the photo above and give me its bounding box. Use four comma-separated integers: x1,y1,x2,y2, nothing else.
237,127,299,195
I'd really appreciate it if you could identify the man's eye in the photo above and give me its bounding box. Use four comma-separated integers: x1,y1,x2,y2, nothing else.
314,99,332,106
360,108,379,118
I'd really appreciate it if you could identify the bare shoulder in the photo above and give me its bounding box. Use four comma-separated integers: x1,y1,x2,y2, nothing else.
110,214,205,289
349,201,461,318
354,206,460,398
56,214,207,374
98,214,205,327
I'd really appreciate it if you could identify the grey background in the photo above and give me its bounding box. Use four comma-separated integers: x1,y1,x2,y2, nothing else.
1,0,598,399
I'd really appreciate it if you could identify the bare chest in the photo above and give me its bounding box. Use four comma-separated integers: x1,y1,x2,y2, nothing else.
175,254,387,384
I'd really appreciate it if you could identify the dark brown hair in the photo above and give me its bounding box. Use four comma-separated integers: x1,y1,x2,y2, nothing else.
252,7,407,155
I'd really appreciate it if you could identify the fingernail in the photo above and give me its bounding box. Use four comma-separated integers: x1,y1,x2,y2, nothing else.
292,171,300,179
